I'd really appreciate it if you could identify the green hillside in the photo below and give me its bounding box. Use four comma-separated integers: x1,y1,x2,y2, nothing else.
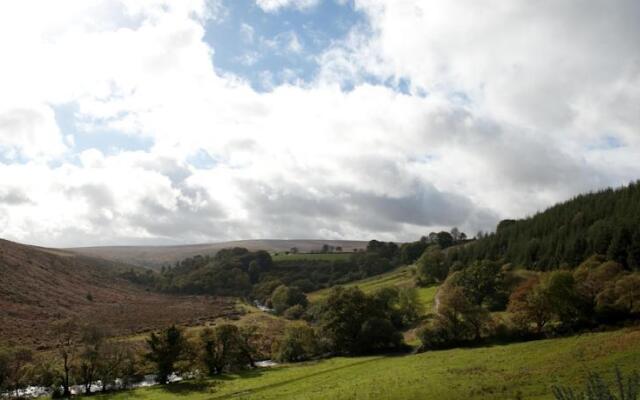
308,266,437,312
95,327,640,400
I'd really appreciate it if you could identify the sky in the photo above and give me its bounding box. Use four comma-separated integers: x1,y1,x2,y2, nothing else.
0,0,639,247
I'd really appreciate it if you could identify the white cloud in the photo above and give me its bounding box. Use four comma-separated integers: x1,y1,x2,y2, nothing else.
255,0,320,13
338,1,640,143
319,0,640,208
0,0,638,246
0,105,67,159
240,23,255,43
287,31,303,53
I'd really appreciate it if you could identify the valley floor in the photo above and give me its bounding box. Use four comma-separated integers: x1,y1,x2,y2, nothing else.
95,326,640,400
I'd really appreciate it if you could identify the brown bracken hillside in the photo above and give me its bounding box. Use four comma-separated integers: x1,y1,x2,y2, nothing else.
0,239,235,350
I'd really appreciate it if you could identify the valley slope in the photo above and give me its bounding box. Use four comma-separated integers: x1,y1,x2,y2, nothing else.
0,239,235,349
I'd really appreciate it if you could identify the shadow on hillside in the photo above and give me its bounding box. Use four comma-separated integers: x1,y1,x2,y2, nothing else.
207,357,384,399
155,369,268,396
213,368,266,381
160,380,214,395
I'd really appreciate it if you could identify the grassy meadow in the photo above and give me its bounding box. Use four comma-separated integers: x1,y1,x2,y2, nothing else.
95,327,640,400
308,266,438,312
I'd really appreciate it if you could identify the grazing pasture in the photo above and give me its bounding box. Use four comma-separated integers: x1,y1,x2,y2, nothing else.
94,327,640,400
308,266,438,312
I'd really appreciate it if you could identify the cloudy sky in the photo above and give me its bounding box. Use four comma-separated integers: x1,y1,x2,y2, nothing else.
0,0,639,247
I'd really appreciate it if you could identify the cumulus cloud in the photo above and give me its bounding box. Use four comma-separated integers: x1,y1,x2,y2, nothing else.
255,0,320,13
0,188,32,206
0,0,638,247
320,0,640,211
334,0,640,145
0,106,68,159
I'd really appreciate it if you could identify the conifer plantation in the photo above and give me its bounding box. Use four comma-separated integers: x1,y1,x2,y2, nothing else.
448,182,640,270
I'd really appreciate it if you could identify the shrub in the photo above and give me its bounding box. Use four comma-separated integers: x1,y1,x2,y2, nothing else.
272,324,318,362
283,304,306,320
271,285,308,315
358,318,403,353
551,367,639,400
417,316,458,350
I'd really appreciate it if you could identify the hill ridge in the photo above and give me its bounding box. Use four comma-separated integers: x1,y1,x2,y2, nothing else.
68,239,369,270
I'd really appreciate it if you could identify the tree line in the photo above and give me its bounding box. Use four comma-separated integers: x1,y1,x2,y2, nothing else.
446,181,640,270
120,244,407,302
1,282,423,398
1,320,138,398
416,255,640,351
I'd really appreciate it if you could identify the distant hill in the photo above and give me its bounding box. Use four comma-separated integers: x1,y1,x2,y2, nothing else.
69,239,368,270
0,239,235,349
450,181,640,270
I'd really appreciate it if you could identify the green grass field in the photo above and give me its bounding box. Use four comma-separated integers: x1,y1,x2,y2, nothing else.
271,252,354,262
308,266,438,312
95,327,640,400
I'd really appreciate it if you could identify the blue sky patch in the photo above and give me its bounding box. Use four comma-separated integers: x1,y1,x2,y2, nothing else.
54,104,153,156
205,0,367,91
587,135,626,151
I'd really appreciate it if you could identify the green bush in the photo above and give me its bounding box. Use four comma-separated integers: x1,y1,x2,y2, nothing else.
272,324,318,362
283,304,306,320
552,367,639,400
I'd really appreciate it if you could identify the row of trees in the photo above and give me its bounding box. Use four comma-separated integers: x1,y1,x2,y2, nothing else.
146,324,259,383
417,254,640,351
508,257,640,333
367,229,469,268
121,246,400,303
1,321,138,398
0,321,262,398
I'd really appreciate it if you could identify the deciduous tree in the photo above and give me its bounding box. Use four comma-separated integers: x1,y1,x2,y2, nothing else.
416,246,448,284
272,324,318,362
52,319,79,397
271,285,308,315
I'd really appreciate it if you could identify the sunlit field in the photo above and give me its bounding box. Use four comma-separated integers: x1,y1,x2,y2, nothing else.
95,327,640,400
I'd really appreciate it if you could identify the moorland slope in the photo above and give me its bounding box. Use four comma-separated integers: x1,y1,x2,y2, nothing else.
0,239,235,349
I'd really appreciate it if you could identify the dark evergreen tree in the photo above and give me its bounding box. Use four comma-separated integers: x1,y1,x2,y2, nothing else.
436,231,454,249
146,325,188,384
